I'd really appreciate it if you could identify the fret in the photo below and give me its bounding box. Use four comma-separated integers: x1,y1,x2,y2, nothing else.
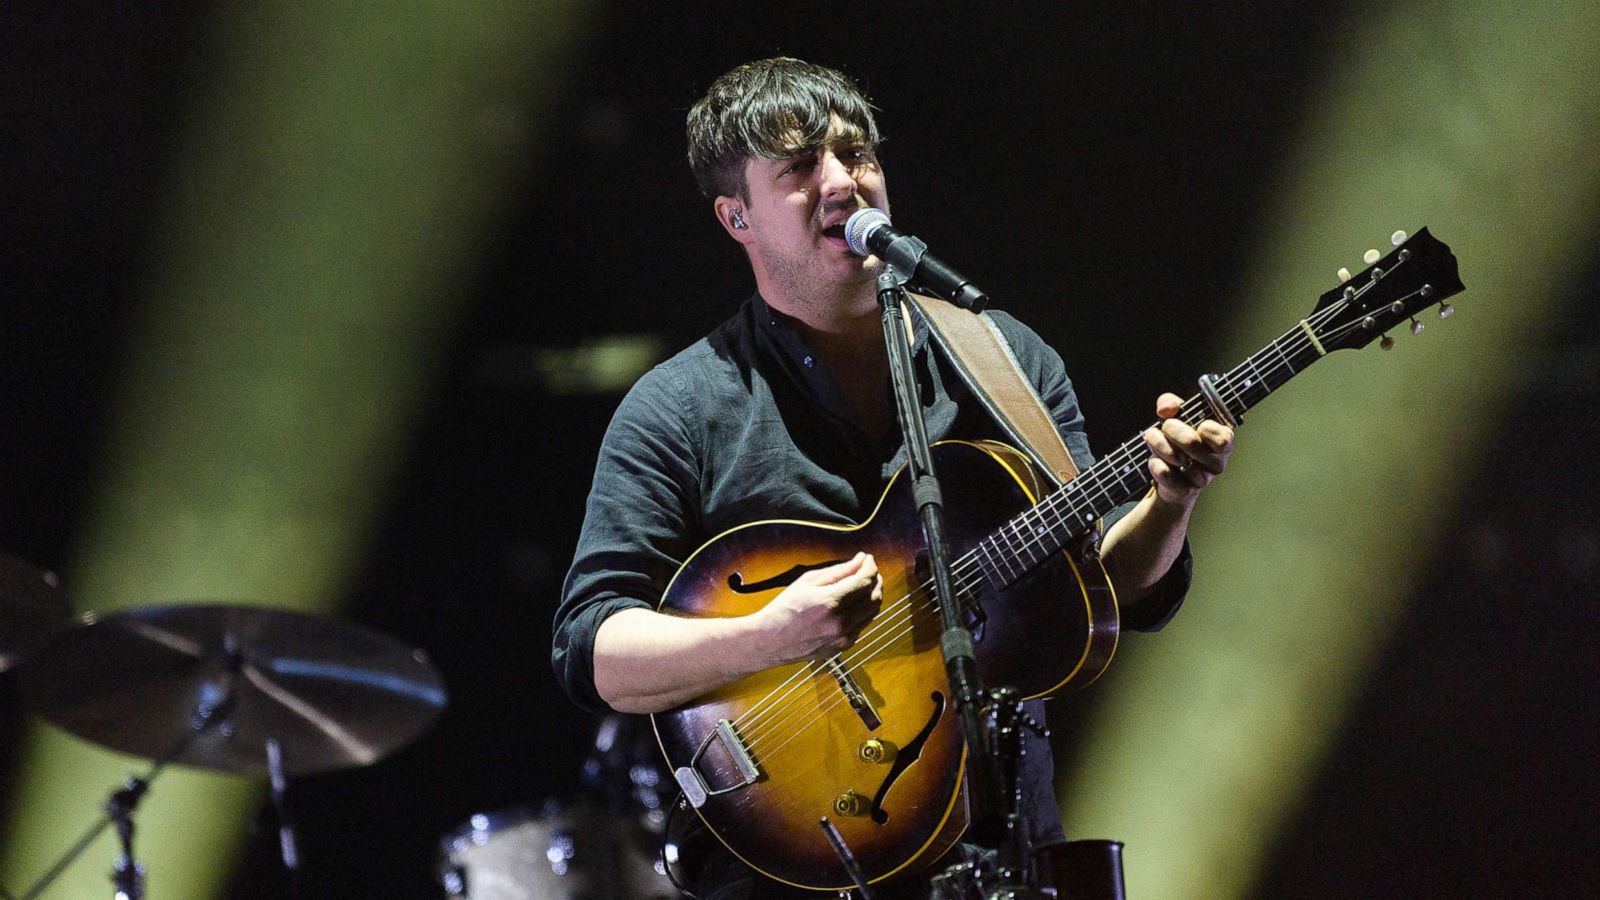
1266,338,1297,382
1238,354,1271,408
975,537,1003,588
999,524,1025,577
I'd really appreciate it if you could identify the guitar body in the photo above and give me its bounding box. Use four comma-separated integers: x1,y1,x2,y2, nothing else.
652,440,1119,891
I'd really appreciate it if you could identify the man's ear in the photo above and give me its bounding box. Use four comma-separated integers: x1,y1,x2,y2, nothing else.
714,196,754,246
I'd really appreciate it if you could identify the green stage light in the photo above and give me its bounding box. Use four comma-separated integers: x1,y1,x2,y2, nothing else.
1059,3,1600,898
0,3,590,897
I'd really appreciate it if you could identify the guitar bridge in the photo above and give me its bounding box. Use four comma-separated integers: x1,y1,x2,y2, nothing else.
675,718,762,809
824,656,882,731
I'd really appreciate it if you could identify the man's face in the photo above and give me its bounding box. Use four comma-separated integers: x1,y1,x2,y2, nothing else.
726,121,889,308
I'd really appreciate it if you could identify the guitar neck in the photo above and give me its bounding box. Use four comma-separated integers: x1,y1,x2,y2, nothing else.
973,321,1325,586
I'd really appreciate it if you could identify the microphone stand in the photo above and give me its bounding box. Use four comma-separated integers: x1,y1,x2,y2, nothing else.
878,270,1054,900
874,269,1010,858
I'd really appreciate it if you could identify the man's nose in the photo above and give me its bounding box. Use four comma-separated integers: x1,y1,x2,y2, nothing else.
817,151,857,201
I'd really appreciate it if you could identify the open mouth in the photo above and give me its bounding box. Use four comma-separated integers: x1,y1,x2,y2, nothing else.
822,223,848,241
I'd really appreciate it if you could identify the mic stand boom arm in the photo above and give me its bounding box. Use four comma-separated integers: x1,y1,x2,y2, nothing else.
874,268,1007,848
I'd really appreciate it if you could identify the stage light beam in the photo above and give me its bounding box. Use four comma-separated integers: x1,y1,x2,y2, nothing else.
1059,3,1600,898
0,3,591,897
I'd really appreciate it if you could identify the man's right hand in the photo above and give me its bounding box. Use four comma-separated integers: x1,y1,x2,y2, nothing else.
749,552,883,666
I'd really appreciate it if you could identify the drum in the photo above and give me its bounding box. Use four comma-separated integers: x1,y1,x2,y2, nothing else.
1032,839,1126,900
438,801,677,899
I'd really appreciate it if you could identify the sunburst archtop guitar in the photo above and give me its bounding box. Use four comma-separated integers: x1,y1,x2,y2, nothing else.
652,229,1465,891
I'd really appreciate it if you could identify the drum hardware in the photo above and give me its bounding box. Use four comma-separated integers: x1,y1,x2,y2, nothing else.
1030,840,1126,900
17,678,238,900
12,603,447,899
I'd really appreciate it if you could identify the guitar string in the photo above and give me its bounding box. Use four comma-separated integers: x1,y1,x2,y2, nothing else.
733,296,1381,754
730,545,991,743
726,290,1406,756
730,293,1376,752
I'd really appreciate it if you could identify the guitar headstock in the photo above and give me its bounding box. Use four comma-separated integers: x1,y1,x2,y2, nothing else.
1310,227,1465,352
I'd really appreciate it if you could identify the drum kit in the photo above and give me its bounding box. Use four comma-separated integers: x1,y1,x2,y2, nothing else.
0,552,677,899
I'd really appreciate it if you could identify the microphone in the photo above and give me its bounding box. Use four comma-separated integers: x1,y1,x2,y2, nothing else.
844,208,989,311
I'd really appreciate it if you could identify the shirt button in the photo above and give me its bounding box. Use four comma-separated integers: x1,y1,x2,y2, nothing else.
802,355,815,367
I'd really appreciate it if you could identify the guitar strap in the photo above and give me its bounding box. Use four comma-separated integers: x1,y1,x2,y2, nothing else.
906,293,1081,490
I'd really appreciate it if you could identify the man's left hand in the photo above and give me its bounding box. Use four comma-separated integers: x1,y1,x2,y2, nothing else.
1143,391,1234,504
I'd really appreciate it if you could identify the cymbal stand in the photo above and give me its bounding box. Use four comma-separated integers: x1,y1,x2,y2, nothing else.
18,684,233,900
108,778,148,900
265,737,304,896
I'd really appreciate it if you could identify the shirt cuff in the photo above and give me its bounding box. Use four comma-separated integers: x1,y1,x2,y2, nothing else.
1118,537,1192,633
552,595,654,714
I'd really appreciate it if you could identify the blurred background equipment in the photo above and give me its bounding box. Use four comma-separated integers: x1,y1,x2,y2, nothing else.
437,714,676,900
20,604,447,777
0,556,68,675
10,604,446,899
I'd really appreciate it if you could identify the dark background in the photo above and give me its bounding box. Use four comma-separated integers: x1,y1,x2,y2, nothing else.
3,2,1596,897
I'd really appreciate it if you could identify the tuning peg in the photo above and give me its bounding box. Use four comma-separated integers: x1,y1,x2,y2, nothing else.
1380,334,1395,350
1438,302,1455,319
1337,266,1353,283
1390,229,1408,246
1410,317,1424,335
1363,248,1381,265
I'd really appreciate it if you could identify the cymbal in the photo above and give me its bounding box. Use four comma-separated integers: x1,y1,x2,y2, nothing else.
0,553,70,673
20,603,448,776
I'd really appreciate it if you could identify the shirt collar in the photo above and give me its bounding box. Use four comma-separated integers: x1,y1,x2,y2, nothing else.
749,291,931,358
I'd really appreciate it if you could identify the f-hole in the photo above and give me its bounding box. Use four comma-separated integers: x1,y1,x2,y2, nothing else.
868,691,946,825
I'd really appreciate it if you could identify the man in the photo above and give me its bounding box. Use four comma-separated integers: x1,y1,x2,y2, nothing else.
553,58,1234,898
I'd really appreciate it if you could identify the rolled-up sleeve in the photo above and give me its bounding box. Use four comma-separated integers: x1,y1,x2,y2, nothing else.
553,366,701,713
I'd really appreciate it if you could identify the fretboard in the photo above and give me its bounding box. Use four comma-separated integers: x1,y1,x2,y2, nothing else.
969,319,1326,588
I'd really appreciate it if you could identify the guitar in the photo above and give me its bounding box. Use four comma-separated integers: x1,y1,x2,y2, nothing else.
652,229,1465,891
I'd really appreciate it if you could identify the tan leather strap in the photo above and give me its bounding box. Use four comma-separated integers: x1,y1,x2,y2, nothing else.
907,293,1080,488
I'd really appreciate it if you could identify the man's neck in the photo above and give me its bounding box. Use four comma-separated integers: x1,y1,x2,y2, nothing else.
761,265,881,327
764,284,881,354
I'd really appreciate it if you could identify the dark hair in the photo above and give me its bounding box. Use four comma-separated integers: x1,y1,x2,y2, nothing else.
687,57,881,201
